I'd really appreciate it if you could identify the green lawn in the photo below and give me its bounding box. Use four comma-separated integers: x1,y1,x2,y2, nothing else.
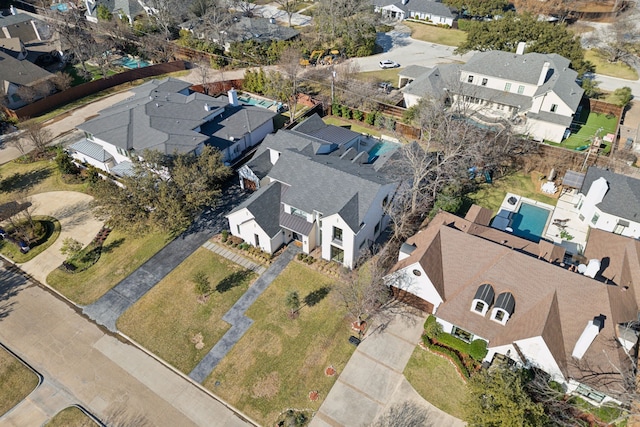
47,229,171,305
464,172,557,215
117,248,256,374
357,68,402,85
204,262,354,426
324,116,382,137
404,346,468,419
405,21,467,46
0,216,60,263
45,406,97,427
585,50,638,80
0,160,88,204
556,111,618,152
0,346,39,416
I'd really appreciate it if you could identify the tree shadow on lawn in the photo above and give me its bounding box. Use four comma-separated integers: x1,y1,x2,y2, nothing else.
101,237,124,254
303,286,331,307
0,264,28,321
0,168,51,193
215,269,253,293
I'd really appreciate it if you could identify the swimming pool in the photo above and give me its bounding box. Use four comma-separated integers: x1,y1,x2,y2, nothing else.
367,141,398,162
50,3,69,12
509,202,551,242
113,57,151,69
238,95,275,109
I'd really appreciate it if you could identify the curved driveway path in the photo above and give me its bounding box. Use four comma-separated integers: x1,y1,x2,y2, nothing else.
18,191,103,285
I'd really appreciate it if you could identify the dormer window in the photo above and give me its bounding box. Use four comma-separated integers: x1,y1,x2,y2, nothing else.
491,292,515,325
471,283,494,316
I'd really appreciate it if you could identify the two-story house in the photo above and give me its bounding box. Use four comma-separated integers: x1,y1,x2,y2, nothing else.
69,78,275,176
570,167,640,239
401,46,584,142
386,207,637,405
373,0,456,26
228,114,401,268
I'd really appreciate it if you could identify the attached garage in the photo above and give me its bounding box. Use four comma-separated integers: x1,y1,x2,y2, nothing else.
390,286,434,313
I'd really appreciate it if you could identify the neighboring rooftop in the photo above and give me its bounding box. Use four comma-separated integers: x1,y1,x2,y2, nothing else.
580,167,640,222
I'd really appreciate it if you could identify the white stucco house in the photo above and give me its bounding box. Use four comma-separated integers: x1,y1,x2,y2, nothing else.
84,0,145,24
385,206,637,405
568,167,640,239
401,47,584,143
69,78,275,176
373,0,456,26
227,114,401,268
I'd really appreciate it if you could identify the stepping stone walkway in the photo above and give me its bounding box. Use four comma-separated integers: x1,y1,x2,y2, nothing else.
188,245,299,383
202,241,266,275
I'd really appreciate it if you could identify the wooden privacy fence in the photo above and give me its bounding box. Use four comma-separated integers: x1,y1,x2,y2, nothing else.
13,61,187,119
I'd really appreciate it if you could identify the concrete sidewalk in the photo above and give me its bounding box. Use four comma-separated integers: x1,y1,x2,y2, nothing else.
84,182,246,331
0,265,254,426
189,245,299,383
311,309,466,427
202,240,266,275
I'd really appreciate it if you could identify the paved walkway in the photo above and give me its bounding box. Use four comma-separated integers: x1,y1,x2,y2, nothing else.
189,245,299,383
310,309,466,427
18,191,103,285
83,182,246,332
202,240,266,275
0,265,253,427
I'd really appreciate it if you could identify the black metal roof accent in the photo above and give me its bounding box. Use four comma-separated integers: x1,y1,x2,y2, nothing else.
474,283,495,305
495,292,515,315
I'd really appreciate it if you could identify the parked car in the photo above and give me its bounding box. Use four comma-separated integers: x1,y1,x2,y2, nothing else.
379,59,399,69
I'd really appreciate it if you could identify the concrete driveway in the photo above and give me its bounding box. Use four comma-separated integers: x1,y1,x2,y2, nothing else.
311,309,466,427
17,191,103,285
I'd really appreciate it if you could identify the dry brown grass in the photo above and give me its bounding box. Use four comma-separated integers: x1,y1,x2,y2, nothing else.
0,346,39,416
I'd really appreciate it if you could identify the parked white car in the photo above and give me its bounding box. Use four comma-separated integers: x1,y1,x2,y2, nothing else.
379,59,400,69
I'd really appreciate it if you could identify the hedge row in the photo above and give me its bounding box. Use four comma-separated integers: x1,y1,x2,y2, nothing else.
422,334,470,378
423,315,488,361
331,103,396,131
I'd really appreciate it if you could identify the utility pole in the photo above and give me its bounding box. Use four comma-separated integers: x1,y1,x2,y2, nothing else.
331,68,336,105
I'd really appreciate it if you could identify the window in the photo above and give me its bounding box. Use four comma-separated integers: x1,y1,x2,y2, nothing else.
575,384,606,403
452,326,473,343
330,245,344,263
494,310,505,321
332,226,343,243
290,207,307,219
474,301,485,312
579,214,585,221
504,83,511,92
577,200,583,210
467,75,474,83
550,104,558,112
517,85,525,94
591,213,599,225
236,224,241,234
481,78,488,86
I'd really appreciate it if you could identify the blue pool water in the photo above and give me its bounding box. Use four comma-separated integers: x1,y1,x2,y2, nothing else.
50,3,69,12
368,141,398,162
114,57,151,69
238,96,275,109
509,203,550,242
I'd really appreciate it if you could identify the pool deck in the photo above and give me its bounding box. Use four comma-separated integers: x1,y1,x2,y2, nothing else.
543,189,590,255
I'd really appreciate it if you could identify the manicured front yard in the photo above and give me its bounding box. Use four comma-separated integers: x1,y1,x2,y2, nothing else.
404,346,468,419
47,229,171,305
404,21,467,46
464,172,557,215
0,160,87,205
0,216,61,263
117,248,256,374
204,262,354,426
585,50,638,80
0,346,39,416
45,406,97,427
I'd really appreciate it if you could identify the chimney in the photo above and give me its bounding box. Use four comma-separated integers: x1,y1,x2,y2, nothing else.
537,62,550,86
402,0,408,4
516,41,526,55
228,88,239,106
204,103,211,111
9,5,17,15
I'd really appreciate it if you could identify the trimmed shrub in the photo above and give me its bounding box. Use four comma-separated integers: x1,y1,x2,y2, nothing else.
422,335,470,378
365,111,376,126
221,230,229,242
341,105,351,119
469,338,488,361
353,109,363,121
332,103,341,117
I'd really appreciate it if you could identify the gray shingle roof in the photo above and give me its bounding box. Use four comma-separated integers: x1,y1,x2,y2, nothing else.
374,0,455,17
245,150,273,180
69,139,113,162
292,113,360,146
86,0,144,19
0,13,35,27
399,65,431,80
526,110,573,127
229,180,283,237
110,161,135,177
201,102,275,153
0,13,40,42
78,78,272,156
0,49,51,89
580,167,640,221
402,63,458,100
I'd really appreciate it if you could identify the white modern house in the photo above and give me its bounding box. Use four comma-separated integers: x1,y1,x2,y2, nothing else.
386,207,637,405
69,78,275,176
571,167,640,238
372,0,456,26
84,0,144,24
401,47,584,142
228,114,401,268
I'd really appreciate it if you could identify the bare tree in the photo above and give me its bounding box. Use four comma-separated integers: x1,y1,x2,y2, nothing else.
5,193,36,245
14,86,38,105
194,56,213,94
274,0,298,27
371,401,432,427
584,15,639,67
51,72,73,92
277,47,303,124
47,7,94,78
18,120,52,155
5,133,30,158
139,33,176,63
230,0,258,17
